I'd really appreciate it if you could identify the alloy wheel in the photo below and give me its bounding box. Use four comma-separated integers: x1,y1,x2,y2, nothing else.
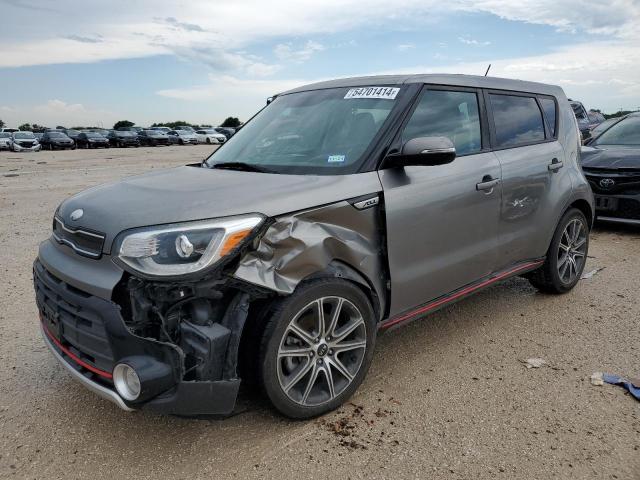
276,296,367,407
557,218,587,284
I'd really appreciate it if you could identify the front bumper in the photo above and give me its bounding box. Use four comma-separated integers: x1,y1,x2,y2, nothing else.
34,255,242,415
13,143,41,152
585,172,640,224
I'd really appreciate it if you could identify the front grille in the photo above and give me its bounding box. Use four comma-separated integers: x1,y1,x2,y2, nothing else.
52,216,105,258
34,262,116,376
18,141,35,147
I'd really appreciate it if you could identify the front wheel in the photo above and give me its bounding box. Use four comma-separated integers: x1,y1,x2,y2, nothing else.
259,279,376,419
527,208,589,293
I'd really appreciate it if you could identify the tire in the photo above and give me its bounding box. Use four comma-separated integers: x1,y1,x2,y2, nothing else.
527,208,589,294
206,137,211,144
259,279,376,419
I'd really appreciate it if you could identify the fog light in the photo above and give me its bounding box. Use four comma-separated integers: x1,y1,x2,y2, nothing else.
113,363,141,401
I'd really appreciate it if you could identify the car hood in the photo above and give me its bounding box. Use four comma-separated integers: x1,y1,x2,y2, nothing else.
581,146,640,169
57,165,382,253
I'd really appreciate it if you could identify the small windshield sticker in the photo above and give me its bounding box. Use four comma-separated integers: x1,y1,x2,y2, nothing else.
328,155,346,163
344,86,400,100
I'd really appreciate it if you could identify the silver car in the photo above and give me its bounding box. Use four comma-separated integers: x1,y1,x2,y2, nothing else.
11,131,41,152
34,74,593,418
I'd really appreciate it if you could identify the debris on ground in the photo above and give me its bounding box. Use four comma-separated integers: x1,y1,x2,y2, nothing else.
581,267,605,279
602,373,640,401
318,397,401,450
522,358,547,369
590,372,604,386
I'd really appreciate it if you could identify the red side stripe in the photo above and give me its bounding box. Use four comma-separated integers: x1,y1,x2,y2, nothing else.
42,321,113,380
380,261,543,330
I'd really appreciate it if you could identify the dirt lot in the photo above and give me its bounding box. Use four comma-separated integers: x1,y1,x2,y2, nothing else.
1,146,638,480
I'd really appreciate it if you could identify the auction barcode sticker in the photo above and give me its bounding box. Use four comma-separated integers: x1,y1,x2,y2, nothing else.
344,86,400,100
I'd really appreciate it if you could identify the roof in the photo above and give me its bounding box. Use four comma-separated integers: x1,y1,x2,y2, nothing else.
280,74,564,97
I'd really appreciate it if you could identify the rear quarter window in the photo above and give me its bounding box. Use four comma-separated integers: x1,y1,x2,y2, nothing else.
490,94,545,148
539,97,557,137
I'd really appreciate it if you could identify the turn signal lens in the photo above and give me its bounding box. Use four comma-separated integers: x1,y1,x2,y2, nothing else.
219,229,252,256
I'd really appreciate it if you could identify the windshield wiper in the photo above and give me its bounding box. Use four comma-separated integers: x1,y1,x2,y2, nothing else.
211,162,274,173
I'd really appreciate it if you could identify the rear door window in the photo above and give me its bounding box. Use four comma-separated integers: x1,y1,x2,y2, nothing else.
490,94,545,148
539,97,557,137
402,89,482,156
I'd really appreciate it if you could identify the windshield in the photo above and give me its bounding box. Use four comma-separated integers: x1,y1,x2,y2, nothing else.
591,118,617,136
0,133,11,138
205,86,402,174
593,116,640,146
85,133,101,138
48,132,66,138
14,132,35,139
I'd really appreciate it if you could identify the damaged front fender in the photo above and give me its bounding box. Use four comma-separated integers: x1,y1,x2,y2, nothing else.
233,199,388,319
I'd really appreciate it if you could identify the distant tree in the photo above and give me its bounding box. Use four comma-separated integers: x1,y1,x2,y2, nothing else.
113,120,135,130
0,119,5,129
151,121,196,129
31,124,46,132
603,110,633,120
55,125,66,130
199,124,212,128
220,117,241,128
18,123,32,131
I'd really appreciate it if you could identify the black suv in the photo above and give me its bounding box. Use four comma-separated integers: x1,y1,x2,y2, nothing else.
582,112,640,224
107,130,140,148
76,132,110,149
40,131,75,150
138,130,170,146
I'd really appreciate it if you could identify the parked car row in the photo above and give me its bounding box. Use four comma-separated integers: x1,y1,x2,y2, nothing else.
0,125,236,152
569,100,608,142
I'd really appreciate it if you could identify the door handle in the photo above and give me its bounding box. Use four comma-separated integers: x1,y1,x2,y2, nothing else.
476,176,500,192
548,158,564,172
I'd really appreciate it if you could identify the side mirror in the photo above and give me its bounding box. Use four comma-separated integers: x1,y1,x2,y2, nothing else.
384,136,457,168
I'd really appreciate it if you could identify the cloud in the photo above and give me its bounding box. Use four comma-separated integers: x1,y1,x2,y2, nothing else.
61,34,103,44
274,41,325,62
374,40,640,111
397,43,415,51
160,16,206,32
458,36,490,46
0,99,118,128
0,0,638,70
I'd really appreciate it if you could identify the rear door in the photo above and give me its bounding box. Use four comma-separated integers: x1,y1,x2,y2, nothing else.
486,92,571,268
379,86,503,316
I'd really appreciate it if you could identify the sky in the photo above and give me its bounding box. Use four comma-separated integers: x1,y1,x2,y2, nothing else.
0,0,638,128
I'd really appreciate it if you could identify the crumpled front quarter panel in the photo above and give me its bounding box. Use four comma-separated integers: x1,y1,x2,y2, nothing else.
234,201,386,317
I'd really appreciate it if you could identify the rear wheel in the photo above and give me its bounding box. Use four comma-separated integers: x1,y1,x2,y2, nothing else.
527,208,589,293
206,137,211,144
259,279,376,419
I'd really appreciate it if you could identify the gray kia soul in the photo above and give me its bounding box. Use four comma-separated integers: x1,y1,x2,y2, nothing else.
34,74,594,418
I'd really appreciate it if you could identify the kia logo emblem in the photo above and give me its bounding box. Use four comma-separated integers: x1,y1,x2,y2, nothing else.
599,178,615,189
70,209,84,221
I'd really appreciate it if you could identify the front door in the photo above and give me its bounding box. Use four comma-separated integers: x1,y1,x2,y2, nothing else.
379,87,502,317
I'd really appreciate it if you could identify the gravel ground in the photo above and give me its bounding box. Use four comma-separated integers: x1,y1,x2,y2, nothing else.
1,146,638,480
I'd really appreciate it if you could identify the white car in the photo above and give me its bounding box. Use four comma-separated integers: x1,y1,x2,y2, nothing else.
195,129,227,144
168,129,199,145
0,132,12,150
11,131,41,152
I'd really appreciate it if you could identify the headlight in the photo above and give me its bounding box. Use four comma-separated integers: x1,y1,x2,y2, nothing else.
115,214,264,277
